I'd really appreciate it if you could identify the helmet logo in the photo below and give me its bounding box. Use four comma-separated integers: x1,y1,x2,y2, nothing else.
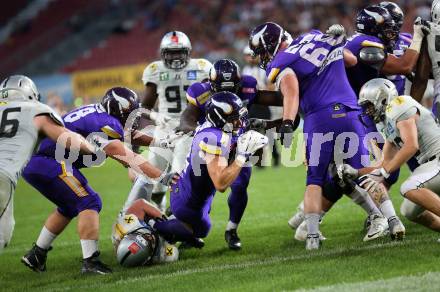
171,34,179,43
212,99,233,114
251,25,267,47
365,9,384,23
222,72,232,80
209,68,217,81
128,242,141,254
112,90,130,110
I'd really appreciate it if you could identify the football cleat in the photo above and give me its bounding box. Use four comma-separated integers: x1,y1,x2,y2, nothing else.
21,243,51,272
81,251,112,275
225,229,242,250
388,216,405,240
288,202,305,230
305,234,321,250
294,221,326,242
363,214,388,242
179,238,205,250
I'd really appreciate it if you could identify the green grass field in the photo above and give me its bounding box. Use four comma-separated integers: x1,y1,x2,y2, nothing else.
1,158,440,291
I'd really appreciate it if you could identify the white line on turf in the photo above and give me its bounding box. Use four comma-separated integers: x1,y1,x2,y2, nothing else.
55,238,426,291
294,271,440,292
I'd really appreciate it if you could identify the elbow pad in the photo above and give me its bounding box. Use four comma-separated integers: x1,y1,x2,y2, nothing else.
359,47,386,71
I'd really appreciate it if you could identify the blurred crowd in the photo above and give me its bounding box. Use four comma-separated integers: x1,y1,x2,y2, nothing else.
144,0,432,62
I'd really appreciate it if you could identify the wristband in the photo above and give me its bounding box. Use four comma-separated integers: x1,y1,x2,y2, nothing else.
380,167,390,179
235,155,247,166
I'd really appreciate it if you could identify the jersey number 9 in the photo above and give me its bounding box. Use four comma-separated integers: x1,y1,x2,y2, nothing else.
165,85,189,113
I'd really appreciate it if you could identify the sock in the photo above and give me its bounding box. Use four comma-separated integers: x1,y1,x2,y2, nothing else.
226,221,238,231
80,239,98,259
349,187,381,215
305,213,320,235
36,226,57,250
380,199,397,220
154,219,195,243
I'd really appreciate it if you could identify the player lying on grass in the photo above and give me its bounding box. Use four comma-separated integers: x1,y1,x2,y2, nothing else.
339,78,440,237
0,75,94,251
151,91,268,247
21,87,178,275
112,199,178,267
170,58,288,250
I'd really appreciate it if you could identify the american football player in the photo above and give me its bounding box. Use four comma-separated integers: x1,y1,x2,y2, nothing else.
112,199,178,267
152,92,268,246
21,87,178,275
126,31,212,212
340,78,440,236
411,0,440,117
249,22,371,249
0,75,94,252
177,58,285,250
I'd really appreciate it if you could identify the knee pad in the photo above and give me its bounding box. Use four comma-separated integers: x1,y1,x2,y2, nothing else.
400,199,424,221
322,181,344,203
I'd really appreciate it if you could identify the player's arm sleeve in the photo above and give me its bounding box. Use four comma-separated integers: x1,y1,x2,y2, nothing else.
142,62,159,86
196,129,230,158
410,39,431,103
395,107,419,122
90,120,125,151
33,103,64,126
186,83,210,107
197,58,213,81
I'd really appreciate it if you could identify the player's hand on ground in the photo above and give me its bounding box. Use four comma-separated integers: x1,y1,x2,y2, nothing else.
149,111,172,127
279,119,295,147
414,17,431,36
326,24,346,38
159,172,180,186
337,164,359,181
236,130,269,163
247,118,267,132
358,168,384,192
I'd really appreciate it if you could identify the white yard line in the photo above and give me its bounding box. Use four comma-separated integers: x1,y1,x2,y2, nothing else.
55,238,423,291
295,271,440,292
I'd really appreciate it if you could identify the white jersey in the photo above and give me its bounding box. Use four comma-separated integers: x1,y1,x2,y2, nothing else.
381,95,440,164
0,100,62,185
142,58,212,120
111,212,178,263
427,22,440,101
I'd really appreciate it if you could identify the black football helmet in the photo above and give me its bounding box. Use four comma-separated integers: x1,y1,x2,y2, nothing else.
356,5,398,52
101,87,139,125
249,22,289,69
379,1,404,31
206,91,248,134
209,59,241,94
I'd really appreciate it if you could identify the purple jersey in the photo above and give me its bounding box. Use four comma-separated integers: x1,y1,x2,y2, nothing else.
186,75,258,124
382,33,412,95
174,122,232,210
266,31,359,116
345,33,385,95
36,104,124,169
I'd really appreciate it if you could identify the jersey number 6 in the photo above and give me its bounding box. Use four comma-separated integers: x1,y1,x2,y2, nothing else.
0,107,20,138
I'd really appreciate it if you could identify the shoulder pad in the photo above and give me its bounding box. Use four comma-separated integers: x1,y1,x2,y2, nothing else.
100,117,124,140
195,58,213,72
33,102,64,126
186,82,211,107
385,95,417,121
196,127,230,156
142,61,161,85
359,46,386,70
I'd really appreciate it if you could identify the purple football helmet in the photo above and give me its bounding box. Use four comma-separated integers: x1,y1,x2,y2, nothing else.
356,5,398,52
380,1,404,30
101,87,139,125
209,59,241,94
249,22,289,70
206,91,248,134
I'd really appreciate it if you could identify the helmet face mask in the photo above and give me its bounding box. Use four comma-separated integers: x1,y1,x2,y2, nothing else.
206,92,247,135
359,78,398,123
209,59,242,94
160,31,192,70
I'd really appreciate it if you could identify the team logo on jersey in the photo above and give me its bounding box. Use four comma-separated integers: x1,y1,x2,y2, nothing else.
187,70,197,80
175,74,181,80
160,72,169,81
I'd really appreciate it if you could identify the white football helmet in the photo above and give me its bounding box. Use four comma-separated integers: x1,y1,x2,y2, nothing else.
116,228,157,267
0,75,40,101
159,31,192,70
432,0,440,24
359,78,398,123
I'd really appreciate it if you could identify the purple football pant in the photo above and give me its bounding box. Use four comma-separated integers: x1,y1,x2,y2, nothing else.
304,105,368,186
170,183,213,238
22,156,102,219
228,167,251,224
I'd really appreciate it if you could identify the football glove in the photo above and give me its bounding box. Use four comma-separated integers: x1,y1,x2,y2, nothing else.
236,130,269,165
358,168,384,192
150,132,183,148
414,17,431,36
326,24,346,38
159,172,179,186
247,118,267,132
337,164,359,182
279,119,296,147
149,111,172,127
